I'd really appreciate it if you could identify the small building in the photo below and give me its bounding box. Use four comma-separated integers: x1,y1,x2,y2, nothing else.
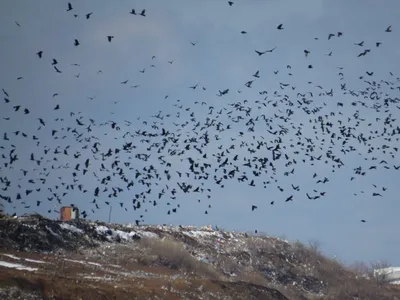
60,206,80,221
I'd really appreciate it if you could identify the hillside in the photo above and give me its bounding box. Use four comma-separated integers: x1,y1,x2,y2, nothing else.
0,214,399,300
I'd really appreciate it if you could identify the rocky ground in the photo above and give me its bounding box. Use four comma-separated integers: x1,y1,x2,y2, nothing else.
0,214,399,300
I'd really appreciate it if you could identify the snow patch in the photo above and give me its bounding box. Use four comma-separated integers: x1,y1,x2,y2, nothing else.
139,231,158,239
24,258,47,264
95,225,149,241
1,254,21,260
64,259,102,267
0,260,38,271
60,223,83,234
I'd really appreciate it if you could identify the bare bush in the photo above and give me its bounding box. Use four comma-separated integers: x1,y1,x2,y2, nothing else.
348,260,371,278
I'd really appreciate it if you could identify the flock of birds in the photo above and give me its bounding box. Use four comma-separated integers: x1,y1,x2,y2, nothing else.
1,2,400,227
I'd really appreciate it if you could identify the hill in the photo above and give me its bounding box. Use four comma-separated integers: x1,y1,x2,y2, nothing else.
0,214,399,300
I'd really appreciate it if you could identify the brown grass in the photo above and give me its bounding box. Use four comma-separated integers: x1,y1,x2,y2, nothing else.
138,237,222,280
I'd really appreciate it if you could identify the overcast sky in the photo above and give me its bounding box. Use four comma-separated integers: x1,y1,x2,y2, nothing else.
1,0,400,266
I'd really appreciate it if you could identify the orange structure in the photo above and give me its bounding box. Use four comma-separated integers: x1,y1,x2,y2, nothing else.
60,206,79,221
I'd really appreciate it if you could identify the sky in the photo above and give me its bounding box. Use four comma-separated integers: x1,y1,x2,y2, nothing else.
1,0,400,266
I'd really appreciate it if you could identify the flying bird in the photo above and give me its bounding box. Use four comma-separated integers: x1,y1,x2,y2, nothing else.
107,36,114,42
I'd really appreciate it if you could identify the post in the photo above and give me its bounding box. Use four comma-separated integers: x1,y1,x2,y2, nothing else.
108,206,112,223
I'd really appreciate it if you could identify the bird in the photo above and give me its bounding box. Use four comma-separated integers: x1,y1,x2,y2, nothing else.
66,2,73,11
36,51,43,58
74,39,80,46
189,83,199,90
255,47,276,56
228,1,234,6
139,9,146,17
385,25,392,32
85,13,93,19
251,205,257,211
107,36,114,42
130,9,137,15
277,24,284,30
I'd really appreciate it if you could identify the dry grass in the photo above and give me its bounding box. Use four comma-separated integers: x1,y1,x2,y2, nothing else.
138,237,222,280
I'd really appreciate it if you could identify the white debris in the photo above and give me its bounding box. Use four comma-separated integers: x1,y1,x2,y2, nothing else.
0,260,38,271
60,223,83,234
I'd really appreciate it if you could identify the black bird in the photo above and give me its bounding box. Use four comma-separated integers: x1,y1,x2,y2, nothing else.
139,9,146,17
74,39,80,46
228,1,234,6
36,51,43,58
86,13,93,19
130,9,137,15
67,2,73,11
277,24,283,30
285,195,293,202
255,47,277,56
251,205,257,211
54,66,62,73
385,25,392,32
107,36,114,42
